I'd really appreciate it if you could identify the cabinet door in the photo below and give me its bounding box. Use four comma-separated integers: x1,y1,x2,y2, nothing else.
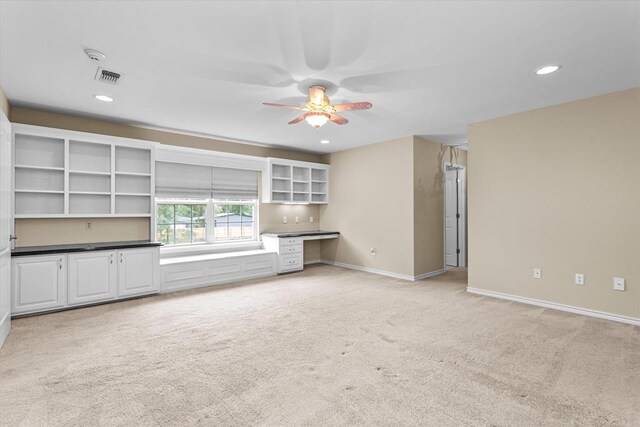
12,255,66,314
68,251,117,306
117,248,159,297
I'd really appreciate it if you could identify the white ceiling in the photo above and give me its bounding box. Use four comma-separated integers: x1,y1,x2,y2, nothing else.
1,1,639,153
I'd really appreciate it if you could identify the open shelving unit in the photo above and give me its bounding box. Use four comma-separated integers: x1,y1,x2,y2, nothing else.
13,127,155,218
262,158,329,204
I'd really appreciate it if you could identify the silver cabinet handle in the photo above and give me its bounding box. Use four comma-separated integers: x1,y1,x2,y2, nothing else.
120,253,123,263
59,258,63,269
110,254,113,264
9,235,17,241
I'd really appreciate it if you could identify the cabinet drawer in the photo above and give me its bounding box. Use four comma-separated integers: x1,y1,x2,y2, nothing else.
280,237,302,247
280,244,302,255
279,254,303,272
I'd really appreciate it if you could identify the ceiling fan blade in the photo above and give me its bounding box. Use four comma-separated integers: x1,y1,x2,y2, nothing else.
288,113,311,125
332,102,373,112
329,114,349,125
263,102,305,110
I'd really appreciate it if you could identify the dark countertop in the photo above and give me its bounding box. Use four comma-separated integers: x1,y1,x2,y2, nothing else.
261,230,340,238
12,240,162,257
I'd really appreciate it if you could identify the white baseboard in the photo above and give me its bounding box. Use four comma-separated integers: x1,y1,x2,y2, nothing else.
0,312,10,349
303,259,323,265
319,260,445,282
415,269,447,280
467,287,640,326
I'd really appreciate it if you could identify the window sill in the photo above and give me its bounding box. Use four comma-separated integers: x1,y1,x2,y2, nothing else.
160,240,262,258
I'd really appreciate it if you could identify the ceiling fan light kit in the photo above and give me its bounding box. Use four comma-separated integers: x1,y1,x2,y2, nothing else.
264,85,372,129
305,112,330,129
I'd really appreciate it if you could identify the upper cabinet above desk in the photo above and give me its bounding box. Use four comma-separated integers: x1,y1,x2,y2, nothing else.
12,124,156,218
262,158,329,204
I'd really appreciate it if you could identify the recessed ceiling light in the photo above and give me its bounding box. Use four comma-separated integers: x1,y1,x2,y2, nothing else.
320,140,330,144
94,94,114,102
536,65,561,75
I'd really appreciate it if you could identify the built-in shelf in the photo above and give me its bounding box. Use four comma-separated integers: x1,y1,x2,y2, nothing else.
15,190,64,195
263,158,328,204
114,172,152,177
15,165,64,171
69,191,111,195
13,125,155,218
69,170,111,176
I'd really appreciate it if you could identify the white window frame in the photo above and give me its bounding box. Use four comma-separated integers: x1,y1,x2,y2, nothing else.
155,198,259,249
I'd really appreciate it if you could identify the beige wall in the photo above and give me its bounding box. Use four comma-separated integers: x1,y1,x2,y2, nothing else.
468,88,640,319
14,218,150,247
319,137,416,276
0,86,10,119
12,107,323,249
413,137,467,276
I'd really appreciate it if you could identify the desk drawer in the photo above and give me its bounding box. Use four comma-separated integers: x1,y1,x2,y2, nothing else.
280,243,302,254
280,254,303,272
280,237,303,247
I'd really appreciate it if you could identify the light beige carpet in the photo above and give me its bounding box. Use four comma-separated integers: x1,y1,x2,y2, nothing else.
0,265,638,426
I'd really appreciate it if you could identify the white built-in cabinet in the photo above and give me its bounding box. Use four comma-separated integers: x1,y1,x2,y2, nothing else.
67,251,117,306
262,158,329,204
262,235,304,273
13,124,155,218
117,247,159,297
12,254,66,314
12,247,159,315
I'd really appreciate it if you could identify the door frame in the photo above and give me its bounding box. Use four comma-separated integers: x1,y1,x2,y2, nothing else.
443,162,466,269
0,110,11,348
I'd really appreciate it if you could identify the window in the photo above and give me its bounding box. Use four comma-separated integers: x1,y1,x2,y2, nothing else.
156,199,257,246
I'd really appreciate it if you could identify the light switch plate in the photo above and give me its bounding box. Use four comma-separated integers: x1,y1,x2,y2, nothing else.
575,274,584,285
283,216,288,224
613,277,625,291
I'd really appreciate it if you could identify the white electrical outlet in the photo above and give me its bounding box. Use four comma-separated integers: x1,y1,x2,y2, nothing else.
310,216,314,223
613,277,625,291
295,216,299,224
575,274,584,285
533,268,542,279
370,247,376,256
282,216,288,224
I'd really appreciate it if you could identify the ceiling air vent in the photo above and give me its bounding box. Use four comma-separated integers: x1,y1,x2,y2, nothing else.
95,67,123,85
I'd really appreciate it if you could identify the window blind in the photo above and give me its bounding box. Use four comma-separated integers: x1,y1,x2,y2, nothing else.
155,162,258,200
155,162,212,198
212,167,258,199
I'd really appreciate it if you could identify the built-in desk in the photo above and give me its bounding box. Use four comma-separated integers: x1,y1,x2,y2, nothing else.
261,230,339,273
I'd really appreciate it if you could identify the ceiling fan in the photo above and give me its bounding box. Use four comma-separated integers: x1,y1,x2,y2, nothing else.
263,85,372,129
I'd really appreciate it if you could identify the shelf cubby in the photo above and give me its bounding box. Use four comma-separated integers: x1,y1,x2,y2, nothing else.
15,168,64,192
115,195,151,214
69,194,111,215
115,146,151,174
292,192,310,202
311,168,327,182
271,164,291,179
15,192,64,215
115,174,150,194
292,166,310,182
69,140,111,173
69,173,111,193
15,134,65,169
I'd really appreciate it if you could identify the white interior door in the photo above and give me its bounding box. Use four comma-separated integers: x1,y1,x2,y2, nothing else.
0,111,12,347
445,167,459,267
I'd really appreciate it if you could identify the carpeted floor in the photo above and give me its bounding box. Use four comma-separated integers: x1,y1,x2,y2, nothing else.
0,265,638,426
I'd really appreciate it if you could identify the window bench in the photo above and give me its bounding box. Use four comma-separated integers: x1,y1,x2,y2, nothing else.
159,248,277,293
